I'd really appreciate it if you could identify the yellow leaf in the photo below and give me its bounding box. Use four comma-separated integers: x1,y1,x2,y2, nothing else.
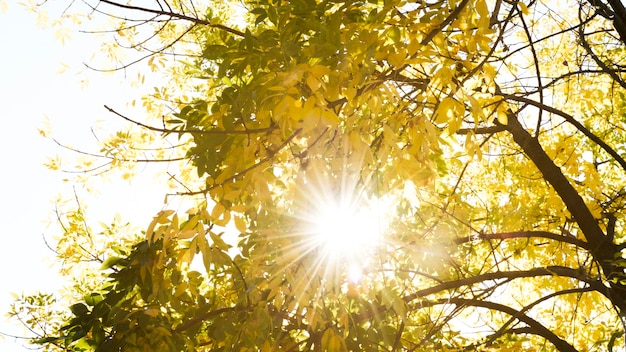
211,203,225,222
54,26,71,46
496,105,509,125
267,86,285,91
475,0,489,18
143,308,160,317
383,124,397,144
387,51,406,67
321,328,345,351
260,341,272,352
210,232,231,251
234,216,247,233
321,108,340,127
467,95,485,122
146,210,174,241
306,74,322,92
156,210,175,223
208,201,231,226
435,97,461,124
518,2,529,14
178,230,197,239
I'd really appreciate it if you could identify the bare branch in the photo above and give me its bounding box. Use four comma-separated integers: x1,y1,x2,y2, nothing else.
454,231,592,251
446,298,578,352
103,105,277,136
404,266,609,303
99,0,246,37
456,126,507,135
52,138,185,163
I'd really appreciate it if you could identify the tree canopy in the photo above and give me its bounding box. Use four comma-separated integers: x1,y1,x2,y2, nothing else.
10,0,626,350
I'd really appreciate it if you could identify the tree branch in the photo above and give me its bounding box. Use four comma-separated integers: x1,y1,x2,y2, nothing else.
419,0,471,46
104,105,277,136
176,128,302,196
606,0,626,45
500,94,626,173
456,125,507,135
454,231,592,251
446,298,578,352
503,113,626,310
578,9,626,89
98,0,246,37
403,266,609,303
52,138,185,163
472,287,595,349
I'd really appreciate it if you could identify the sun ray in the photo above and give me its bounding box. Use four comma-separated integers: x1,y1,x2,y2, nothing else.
287,165,396,287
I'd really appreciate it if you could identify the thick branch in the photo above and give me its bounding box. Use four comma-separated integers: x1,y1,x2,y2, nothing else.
398,297,577,351
403,266,608,303
474,287,595,349
454,231,592,251
500,94,626,172
447,298,578,352
606,0,626,45
456,125,507,135
504,116,609,252
503,114,626,311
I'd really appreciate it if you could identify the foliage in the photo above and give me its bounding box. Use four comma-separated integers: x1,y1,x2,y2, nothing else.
10,0,626,350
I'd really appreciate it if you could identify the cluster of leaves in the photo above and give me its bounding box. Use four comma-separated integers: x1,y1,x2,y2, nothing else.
11,0,626,351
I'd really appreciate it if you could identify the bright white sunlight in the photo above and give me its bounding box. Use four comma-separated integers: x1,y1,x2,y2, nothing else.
309,194,385,260
312,200,380,257
292,171,395,285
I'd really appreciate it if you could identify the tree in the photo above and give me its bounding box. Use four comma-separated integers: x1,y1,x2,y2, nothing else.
10,0,626,350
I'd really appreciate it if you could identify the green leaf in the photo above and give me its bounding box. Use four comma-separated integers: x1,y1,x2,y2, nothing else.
203,45,229,60
84,293,104,306
70,303,90,317
100,256,122,270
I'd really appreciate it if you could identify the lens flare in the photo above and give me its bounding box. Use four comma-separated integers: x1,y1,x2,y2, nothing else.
283,164,395,288
311,198,382,260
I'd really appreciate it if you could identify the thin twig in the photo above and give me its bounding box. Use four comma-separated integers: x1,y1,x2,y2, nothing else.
104,105,277,136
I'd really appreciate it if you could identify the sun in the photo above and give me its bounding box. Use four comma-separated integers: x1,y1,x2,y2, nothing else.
311,198,382,259
296,176,393,284
285,161,395,284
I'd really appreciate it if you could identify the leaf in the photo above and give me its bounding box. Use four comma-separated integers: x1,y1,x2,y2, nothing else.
518,2,530,14
321,328,345,351
100,256,122,270
387,51,406,67
435,96,462,124
496,104,509,125
70,303,89,317
209,231,231,251
33,336,63,344
84,293,104,307
234,215,247,233
203,45,229,60
211,203,231,226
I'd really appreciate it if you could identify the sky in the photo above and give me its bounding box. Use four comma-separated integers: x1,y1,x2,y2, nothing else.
0,2,169,350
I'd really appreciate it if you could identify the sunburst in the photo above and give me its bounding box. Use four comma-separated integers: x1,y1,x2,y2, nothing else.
291,168,393,284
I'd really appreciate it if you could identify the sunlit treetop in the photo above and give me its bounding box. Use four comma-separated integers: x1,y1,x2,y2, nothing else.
12,0,626,351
